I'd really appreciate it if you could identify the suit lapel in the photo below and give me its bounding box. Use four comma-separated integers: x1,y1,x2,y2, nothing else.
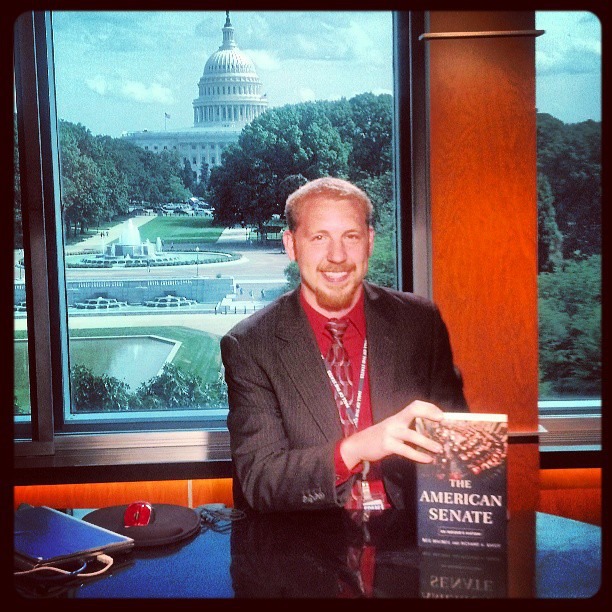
275,290,343,441
364,282,398,421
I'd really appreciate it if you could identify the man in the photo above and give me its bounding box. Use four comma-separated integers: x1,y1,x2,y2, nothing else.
221,177,467,513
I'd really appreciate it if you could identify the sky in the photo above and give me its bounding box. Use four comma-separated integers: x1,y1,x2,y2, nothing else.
535,11,601,123
49,10,601,138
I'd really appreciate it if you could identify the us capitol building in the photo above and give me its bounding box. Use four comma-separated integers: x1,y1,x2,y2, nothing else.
122,12,268,181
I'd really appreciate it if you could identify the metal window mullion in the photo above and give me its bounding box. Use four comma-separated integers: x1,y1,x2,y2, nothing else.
408,11,432,299
14,11,62,455
392,11,412,294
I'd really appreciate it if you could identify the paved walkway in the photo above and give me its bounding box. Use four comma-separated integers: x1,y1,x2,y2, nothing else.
215,227,251,243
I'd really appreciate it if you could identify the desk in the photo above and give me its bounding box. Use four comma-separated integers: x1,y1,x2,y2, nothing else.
14,509,600,600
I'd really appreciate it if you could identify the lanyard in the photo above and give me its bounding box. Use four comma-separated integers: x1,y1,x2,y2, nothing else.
323,339,368,429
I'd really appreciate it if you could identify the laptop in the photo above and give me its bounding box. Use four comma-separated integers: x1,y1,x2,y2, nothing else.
14,505,134,571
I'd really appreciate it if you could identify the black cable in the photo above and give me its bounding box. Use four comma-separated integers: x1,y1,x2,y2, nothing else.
197,505,246,533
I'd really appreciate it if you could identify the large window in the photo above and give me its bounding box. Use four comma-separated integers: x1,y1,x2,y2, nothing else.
14,11,600,463
535,11,601,451
14,11,397,442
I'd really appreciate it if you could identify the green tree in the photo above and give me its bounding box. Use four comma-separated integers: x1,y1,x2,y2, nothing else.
181,158,196,192
139,149,191,204
209,101,350,231
59,122,106,237
537,113,601,259
538,255,601,396
284,261,300,291
103,138,152,207
359,171,397,287
133,362,208,410
192,162,211,199
70,364,132,412
537,173,563,273
209,95,393,233
347,93,393,180
58,120,191,232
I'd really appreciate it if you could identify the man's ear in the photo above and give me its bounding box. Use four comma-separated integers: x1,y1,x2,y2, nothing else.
283,230,296,261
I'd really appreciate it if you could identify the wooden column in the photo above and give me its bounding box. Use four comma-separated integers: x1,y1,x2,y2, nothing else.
424,12,540,520
426,11,539,431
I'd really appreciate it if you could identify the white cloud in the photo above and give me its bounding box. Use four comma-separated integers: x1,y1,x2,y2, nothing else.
536,11,601,75
86,75,111,96
298,87,316,102
244,49,281,71
120,81,174,104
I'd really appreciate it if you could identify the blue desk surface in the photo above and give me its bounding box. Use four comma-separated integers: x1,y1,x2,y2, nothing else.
13,509,601,600
535,512,602,599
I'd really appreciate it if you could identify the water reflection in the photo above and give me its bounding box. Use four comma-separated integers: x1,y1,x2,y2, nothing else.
69,335,177,390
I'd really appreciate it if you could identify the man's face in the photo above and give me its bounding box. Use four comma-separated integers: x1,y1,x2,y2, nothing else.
283,196,374,317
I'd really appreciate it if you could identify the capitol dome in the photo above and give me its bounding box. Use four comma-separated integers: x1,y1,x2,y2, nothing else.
193,12,268,128
123,12,268,181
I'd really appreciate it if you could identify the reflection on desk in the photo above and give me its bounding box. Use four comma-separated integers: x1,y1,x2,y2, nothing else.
13,509,600,600
231,509,509,598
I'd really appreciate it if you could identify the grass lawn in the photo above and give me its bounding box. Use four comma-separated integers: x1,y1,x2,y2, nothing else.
64,215,226,247
138,217,225,244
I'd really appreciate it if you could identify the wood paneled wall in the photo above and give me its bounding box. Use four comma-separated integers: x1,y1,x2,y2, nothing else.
425,12,540,514
14,478,233,510
427,12,539,431
539,468,601,526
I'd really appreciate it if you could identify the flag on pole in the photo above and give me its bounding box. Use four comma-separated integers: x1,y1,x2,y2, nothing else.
164,112,171,119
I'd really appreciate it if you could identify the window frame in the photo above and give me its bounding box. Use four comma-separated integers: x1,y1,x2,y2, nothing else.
13,10,600,481
12,11,240,459
14,11,59,457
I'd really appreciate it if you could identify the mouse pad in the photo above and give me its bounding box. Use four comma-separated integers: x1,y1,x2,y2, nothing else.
83,504,200,548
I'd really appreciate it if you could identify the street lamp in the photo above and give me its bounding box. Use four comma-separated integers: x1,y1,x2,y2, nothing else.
195,246,200,278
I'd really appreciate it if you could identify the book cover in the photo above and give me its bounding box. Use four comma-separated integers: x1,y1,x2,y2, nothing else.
415,412,508,551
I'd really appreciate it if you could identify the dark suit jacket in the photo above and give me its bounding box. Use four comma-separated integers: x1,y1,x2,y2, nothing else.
220,281,467,513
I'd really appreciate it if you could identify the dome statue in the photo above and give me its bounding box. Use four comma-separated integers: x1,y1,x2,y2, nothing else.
193,11,268,128
203,12,258,76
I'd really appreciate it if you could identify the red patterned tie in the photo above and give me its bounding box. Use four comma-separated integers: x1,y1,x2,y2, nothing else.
324,318,355,436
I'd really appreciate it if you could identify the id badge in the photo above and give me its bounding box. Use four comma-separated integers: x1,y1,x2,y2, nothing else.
360,480,386,511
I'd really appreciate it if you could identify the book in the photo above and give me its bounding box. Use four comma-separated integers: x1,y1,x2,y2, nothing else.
415,412,508,551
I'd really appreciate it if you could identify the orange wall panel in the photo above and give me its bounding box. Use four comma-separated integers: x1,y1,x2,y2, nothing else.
14,478,233,510
427,12,538,433
15,472,599,525
192,478,234,507
538,468,601,525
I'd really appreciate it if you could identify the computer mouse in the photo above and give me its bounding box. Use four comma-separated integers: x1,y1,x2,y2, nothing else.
124,501,155,527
